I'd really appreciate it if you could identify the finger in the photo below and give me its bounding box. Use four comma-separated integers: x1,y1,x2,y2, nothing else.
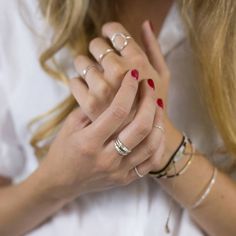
69,77,89,106
89,69,139,142
89,37,121,66
102,22,144,58
122,104,165,171
74,55,111,97
112,79,156,152
69,77,99,120
141,20,169,77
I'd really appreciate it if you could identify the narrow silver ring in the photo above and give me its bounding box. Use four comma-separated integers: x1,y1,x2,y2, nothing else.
114,137,131,156
153,124,165,133
82,65,97,79
98,48,114,63
134,167,144,178
111,32,132,52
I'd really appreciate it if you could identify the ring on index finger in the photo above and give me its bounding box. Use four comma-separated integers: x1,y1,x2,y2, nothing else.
111,32,132,52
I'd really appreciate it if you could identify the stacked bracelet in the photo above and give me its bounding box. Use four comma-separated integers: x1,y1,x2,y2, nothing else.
149,134,191,179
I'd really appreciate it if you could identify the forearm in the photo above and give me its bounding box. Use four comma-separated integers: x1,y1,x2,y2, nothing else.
157,123,236,236
0,169,66,236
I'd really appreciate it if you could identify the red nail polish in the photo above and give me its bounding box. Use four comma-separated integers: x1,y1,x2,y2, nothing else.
149,20,154,33
156,98,164,109
131,69,139,80
147,79,155,90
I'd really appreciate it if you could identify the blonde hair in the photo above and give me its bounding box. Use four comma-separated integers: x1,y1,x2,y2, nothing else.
32,0,236,164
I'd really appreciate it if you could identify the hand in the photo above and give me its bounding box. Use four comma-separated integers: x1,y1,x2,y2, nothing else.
37,70,164,203
70,20,178,172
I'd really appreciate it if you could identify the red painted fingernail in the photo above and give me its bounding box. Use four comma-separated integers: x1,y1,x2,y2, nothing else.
149,20,154,33
147,79,155,90
156,98,164,109
131,69,139,80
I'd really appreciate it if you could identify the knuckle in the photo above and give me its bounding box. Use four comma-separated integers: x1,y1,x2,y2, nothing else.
97,82,112,97
132,55,147,70
89,37,101,51
86,96,98,116
145,142,157,156
110,103,129,120
109,63,124,77
74,55,87,68
97,160,111,172
102,21,122,34
136,122,152,139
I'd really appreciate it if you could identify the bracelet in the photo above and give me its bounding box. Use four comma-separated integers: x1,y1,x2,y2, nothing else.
149,134,186,178
164,142,195,178
190,167,218,209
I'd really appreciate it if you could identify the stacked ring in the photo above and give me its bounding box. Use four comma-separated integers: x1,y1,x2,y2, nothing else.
114,137,131,156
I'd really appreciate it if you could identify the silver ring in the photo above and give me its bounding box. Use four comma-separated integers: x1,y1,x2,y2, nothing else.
82,65,97,79
111,32,132,52
153,124,165,133
134,167,144,178
114,137,131,156
98,48,114,63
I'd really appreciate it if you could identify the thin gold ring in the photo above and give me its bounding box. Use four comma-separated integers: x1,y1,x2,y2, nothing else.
134,167,144,178
98,48,114,63
153,124,165,133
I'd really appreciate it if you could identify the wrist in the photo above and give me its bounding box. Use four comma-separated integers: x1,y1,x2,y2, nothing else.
21,168,68,208
155,118,183,171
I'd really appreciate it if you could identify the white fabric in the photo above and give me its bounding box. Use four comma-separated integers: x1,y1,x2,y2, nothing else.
0,1,226,235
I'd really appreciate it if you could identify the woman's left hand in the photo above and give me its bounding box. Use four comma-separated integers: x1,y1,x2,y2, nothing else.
70,20,181,171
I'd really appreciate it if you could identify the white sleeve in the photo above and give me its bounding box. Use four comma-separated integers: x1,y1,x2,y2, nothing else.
0,68,26,179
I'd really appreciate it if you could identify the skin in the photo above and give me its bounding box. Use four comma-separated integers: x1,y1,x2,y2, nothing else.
0,1,235,236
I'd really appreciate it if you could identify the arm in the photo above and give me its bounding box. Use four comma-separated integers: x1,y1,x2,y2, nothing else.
0,171,66,236
142,20,236,236
157,123,236,236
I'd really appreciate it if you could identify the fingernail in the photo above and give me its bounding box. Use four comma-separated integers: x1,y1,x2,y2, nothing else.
156,98,164,109
149,20,154,33
131,69,139,80
147,79,155,90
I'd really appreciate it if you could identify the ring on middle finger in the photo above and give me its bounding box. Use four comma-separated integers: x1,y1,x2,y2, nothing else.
98,48,115,64
111,32,132,52
114,137,132,156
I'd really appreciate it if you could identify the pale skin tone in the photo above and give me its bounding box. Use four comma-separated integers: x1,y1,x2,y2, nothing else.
0,1,236,236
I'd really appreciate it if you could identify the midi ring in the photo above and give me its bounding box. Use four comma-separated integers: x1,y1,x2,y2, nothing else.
114,137,131,156
111,32,132,52
98,48,114,63
134,167,144,178
82,65,97,79
153,124,165,133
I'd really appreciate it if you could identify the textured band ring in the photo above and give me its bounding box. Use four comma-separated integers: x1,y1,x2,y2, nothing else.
134,167,144,178
82,65,97,79
111,32,132,51
98,48,114,63
153,124,165,133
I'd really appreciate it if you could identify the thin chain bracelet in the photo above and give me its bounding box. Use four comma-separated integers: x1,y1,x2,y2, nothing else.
189,167,218,209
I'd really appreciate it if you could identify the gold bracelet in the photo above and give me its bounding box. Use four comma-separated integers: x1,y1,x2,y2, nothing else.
189,167,218,209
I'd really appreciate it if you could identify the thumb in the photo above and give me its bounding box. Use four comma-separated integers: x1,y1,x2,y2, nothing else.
141,20,169,77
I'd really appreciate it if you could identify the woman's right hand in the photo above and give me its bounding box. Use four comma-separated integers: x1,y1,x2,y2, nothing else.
35,69,164,204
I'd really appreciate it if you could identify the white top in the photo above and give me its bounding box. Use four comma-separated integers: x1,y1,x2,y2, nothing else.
0,1,228,235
